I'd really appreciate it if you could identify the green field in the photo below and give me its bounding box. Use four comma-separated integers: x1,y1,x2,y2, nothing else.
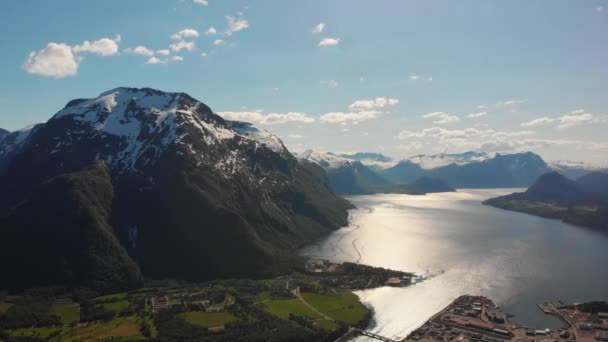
180,311,238,328
57,316,144,342
302,292,368,324
52,303,80,325
264,299,322,320
9,326,62,339
102,300,130,313
94,292,128,302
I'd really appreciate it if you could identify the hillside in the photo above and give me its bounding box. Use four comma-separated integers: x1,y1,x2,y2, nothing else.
0,87,352,291
484,172,608,231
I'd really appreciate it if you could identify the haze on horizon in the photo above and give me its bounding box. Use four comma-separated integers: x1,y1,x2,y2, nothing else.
0,0,606,164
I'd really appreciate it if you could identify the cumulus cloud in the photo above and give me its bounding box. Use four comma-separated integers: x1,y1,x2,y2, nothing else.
217,110,315,125
73,35,121,56
320,80,339,88
213,39,225,46
22,43,81,78
520,110,603,129
312,22,326,34
169,40,195,52
156,49,170,56
319,38,340,46
171,55,184,62
348,97,399,111
320,111,381,123
467,111,487,119
124,45,154,56
23,35,121,78
500,98,528,106
205,27,217,35
193,0,208,6
170,28,200,40
422,111,460,124
146,56,168,65
225,15,249,36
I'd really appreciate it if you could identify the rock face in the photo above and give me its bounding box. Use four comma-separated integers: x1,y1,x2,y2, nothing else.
380,152,552,188
0,87,352,289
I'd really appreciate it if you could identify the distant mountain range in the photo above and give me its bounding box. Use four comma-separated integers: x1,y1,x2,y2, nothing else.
484,171,608,231
0,87,352,293
297,150,454,195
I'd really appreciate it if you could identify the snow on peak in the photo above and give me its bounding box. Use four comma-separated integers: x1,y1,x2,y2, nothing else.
298,150,351,169
228,121,287,153
403,151,495,170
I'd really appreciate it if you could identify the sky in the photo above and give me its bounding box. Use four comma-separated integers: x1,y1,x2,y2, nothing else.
1,0,607,164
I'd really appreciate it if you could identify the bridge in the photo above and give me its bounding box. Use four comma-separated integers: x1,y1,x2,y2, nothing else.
354,328,399,342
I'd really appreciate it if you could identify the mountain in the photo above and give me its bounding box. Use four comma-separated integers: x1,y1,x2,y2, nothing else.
0,128,8,139
298,150,390,194
0,161,143,293
406,177,456,194
381,152,552,188
576,172,608,197
550,160,608,179
0,87,352,291
484,172,608,231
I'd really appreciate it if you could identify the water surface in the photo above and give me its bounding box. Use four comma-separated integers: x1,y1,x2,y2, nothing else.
301,189,608,341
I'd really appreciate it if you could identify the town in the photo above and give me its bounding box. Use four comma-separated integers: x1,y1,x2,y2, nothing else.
406,296,608,342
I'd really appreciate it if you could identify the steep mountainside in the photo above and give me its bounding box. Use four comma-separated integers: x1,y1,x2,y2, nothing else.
0,128,8,139
550,160,608,179
0,87,352,289
381,152,551,188
484,172,608,231
0,161,143,293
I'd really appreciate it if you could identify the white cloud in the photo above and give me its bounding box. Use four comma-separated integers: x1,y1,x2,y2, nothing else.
597,5,605,12
467,111,487,119
287,134,303,139
213,39,225,46
348,97,399,111
320,111,381,123
201,52,208,57
156,49,170,56
170,28,200,40
193,0,208,6
359,76,366,82
312,22,326,34
320,80,339,88
409,75,421,80
146,56,168,65
205,27,217,35
409,74,432,82
73,35,121,56
520,110,603,129
422,111,460,124
217,110,315,125
319,38,340,46
500,98,528,106
171,55,184,62
225,15,249,36
169,40,196,52
124,45,154,56
22,43,80,78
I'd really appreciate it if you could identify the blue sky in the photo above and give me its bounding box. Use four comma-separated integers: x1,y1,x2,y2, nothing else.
1,0,607,164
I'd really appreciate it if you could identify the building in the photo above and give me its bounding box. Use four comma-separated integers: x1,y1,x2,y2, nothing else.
151,296,169,312
595,331,608,342
598,312,608,319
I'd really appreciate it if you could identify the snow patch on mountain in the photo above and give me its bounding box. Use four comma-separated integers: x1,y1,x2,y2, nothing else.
298,150,351,169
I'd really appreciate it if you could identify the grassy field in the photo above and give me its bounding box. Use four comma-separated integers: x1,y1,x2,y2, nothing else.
302,292,368,324
9,326,62,339
264,299,322,320
57,316,144,342
0,302,13,313
180,311,238,328
102,300,130,313
94,292,128,302
52,303,80,325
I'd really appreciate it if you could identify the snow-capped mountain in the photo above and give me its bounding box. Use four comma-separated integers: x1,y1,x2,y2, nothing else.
550,160,608,179
0,87,351,289
381,151,551,188
297,150,390,194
